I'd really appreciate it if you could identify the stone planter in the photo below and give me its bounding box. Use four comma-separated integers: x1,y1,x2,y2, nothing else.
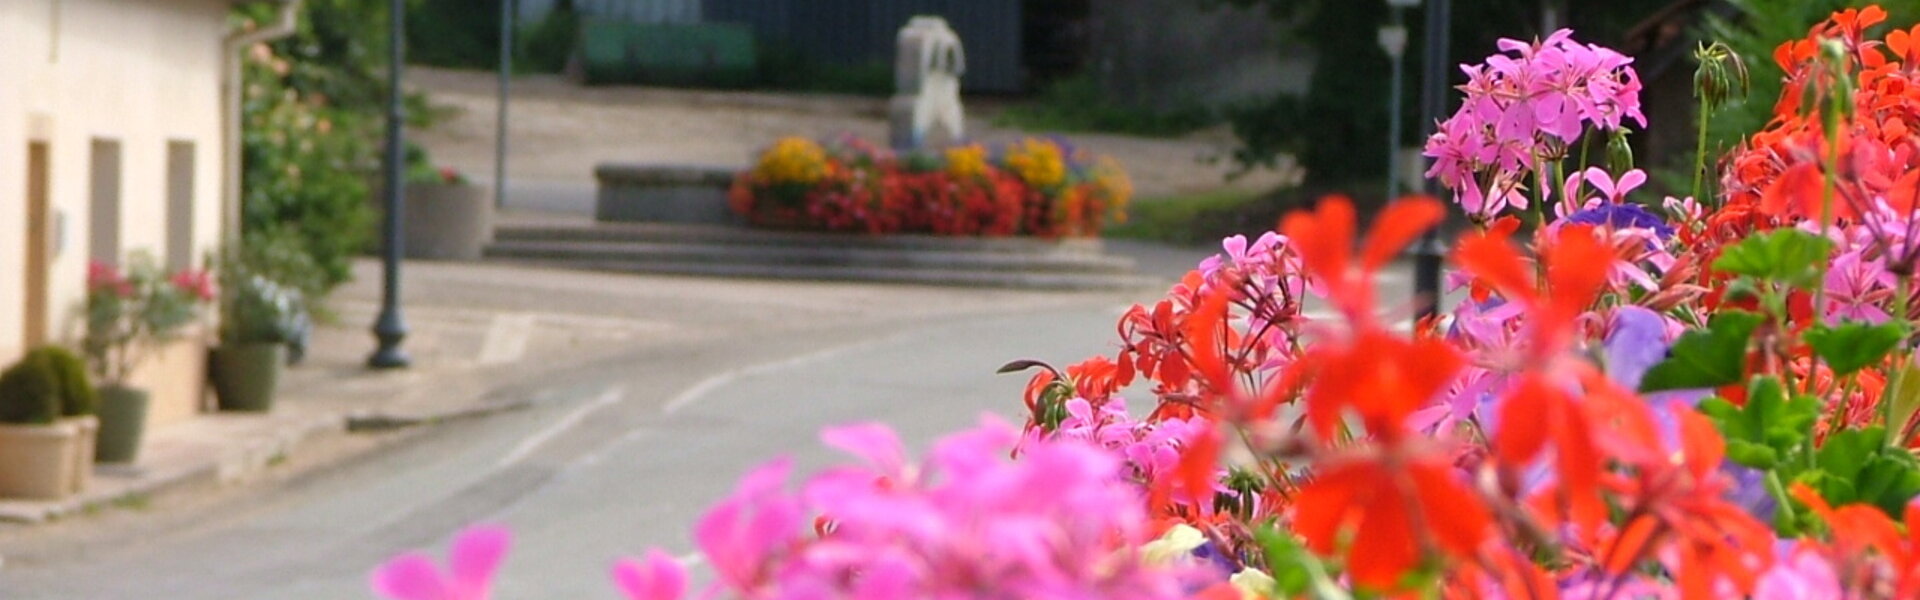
403,182,494,260
95,385,149,464
63,415,97,494
0,421,79,499
594,164,737,224
211,343,285,413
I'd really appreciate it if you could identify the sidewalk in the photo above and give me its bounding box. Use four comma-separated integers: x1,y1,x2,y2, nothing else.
0,265,673,524
0,254,1129,524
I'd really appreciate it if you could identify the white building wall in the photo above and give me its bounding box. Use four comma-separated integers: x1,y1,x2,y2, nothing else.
0,0,227,422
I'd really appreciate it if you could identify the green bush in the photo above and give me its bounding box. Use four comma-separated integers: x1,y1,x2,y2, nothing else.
1107,182,1397,245
521,2,581,73
237,0,424,290
408,0,505,69
23,347,96,418
994,75,1216,138
755,41,892,96
0,355,62,425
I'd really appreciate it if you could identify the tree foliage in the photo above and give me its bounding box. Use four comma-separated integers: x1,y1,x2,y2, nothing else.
235,0,425,289
1214,0,1668,184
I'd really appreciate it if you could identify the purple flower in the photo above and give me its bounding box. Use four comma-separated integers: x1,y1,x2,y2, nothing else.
1564,203,1674,239
1604,306,1670,390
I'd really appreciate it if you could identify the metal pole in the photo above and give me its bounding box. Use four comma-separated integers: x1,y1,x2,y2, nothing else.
1385,6,1406,203
369,0,410,369
495,0,513,209
1413,0,1450,319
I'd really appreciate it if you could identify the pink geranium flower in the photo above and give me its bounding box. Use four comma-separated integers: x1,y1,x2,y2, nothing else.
1424,29,1643,220
610,550,687,600
88,261,133,298
171,269,217,302
1823,249,1896,324
370,525,510,600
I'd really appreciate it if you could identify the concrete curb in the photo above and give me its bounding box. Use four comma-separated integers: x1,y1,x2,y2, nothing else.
0,395,532,525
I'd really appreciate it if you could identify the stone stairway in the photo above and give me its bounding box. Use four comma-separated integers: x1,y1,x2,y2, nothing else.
484,219,1160,290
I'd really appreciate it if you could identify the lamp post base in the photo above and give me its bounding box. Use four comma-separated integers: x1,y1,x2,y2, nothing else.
367,309,410,369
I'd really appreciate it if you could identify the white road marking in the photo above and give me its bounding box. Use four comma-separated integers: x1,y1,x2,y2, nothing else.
478,313,538,365
496,386,626,468
661,333,908,415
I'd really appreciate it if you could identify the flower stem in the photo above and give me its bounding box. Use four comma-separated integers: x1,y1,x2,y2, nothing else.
1766,470,1799,529
1692,93,1711,203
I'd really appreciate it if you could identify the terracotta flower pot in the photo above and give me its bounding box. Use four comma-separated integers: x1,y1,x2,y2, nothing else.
95,385,149,464
403,182,494,260
0,421,79,499
211,343,285,412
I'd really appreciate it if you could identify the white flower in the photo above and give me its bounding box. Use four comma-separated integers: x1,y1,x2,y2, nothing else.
1138,524,1207,566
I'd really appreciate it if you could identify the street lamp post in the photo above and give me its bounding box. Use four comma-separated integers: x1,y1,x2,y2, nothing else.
369,0,410,369
1380,1,1412,204
1412,0,1450,319
495,0,513,209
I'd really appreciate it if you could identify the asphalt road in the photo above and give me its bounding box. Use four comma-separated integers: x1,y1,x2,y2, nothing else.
0,299,1130,599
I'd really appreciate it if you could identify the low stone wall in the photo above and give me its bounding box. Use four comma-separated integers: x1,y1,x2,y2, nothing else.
594,164,737,225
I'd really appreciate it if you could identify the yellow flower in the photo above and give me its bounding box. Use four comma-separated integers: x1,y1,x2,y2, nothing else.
1004,138,1066,189
752,137,829,186
944,144,989,180
1090,156,1132,224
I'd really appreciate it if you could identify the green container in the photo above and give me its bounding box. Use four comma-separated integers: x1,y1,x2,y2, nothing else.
95,385,149,464
211,343,285,412
576,18,757,87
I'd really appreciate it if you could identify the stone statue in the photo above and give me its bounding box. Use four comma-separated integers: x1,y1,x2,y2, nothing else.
889,16,966,151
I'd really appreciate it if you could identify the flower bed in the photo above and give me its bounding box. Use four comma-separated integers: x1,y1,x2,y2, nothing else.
373,7,1920,599
728,135,1131,237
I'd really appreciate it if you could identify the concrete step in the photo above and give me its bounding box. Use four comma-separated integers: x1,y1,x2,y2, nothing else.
493,222,1107,256
488,257,1162,291
484,239,1139,275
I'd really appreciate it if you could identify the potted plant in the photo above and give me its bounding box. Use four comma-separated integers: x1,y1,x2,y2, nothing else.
25,346,99,493
209,247,305,412
80,255,211,464
222,229,327,366
0,354,79,499
402,164,493,260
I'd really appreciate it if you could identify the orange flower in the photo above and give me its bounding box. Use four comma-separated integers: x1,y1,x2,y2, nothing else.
1280,194,1444,328
1294,453,1491,591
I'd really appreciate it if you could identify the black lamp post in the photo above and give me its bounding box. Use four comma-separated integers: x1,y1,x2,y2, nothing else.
369,0,410,369
1413,0,1451,319
496,0,514,209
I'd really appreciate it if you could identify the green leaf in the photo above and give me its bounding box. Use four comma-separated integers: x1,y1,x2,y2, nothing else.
1815,427,1883,480
1802,427,1920,517
1804,321,1905,377
1711,229,1833,288
1253,523,1314,598
1884,365,1920,441
1858,453,1920,515
1640,311,1764,392
1696,376,1819,471
1724,440,1779,469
